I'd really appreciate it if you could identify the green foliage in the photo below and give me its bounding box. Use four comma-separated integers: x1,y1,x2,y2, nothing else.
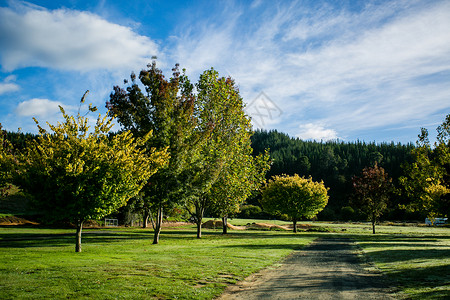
0,124,14,197
400,114,450,221
13,103,168,251
184,69,270,237
108,61,203,242
238,205,263,219
352,163,393,233
251,130,414,219
261,174,329,232
340,206,356,221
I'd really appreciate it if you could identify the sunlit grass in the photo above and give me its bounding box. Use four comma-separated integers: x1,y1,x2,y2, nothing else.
348,226,449,299
0,226,316,299
1,220,448,299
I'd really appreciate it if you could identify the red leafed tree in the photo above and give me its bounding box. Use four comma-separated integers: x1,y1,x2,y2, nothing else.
352,163,393,234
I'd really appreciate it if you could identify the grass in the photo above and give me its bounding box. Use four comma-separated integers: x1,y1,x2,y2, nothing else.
0,226,316,299
350,226,449,299
0,220,448,299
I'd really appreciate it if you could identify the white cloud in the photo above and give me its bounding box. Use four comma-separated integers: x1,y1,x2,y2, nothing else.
296,123,338,141
169,0,450,142
0,75,20,94
15,98,66,117
0,3,158,72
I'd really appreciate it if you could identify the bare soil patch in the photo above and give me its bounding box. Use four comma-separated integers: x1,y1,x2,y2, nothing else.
202,220,244,230
0,216,38,226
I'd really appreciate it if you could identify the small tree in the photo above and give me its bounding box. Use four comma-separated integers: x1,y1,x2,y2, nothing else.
261,174,329,232
352,163,393,234
14,99,168,252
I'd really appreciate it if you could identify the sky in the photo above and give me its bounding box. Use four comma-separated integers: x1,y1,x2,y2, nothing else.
0,0,449,144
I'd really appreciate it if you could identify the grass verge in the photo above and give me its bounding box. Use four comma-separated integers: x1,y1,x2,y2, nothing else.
347,224,449,299
0,226,316,299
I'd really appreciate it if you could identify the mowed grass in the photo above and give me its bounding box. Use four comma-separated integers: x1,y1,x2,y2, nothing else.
0,226,316,299
1,221,449,299
350,225,450,299
230,220,450,299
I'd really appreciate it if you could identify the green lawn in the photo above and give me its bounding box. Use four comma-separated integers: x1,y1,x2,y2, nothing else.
0,221,448,299
351,226,449,299
0,226,316,299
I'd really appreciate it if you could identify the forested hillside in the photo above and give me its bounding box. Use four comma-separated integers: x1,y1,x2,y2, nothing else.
251,130,417,220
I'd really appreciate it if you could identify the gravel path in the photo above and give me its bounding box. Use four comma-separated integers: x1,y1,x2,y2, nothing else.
217,236,394,300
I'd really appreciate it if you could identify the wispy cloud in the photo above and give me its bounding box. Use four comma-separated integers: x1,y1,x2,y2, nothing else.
169,0,450,142
0,2,158,72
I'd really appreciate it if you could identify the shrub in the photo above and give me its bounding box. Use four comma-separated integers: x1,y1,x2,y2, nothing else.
238,205,263,218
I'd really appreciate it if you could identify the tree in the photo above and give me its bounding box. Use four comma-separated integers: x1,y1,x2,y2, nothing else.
400,114,450,222
14,98,168,252
352,163,393,234
261,174,329,232
107,61,203,244
0,124,14,197
184,69,259,238
209,150,270,234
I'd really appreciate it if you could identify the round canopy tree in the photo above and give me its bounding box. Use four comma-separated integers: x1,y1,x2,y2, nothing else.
14,99,168,252
261,174,329,232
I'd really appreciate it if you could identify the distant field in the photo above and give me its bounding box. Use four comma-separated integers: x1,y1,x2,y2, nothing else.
0,220,448,299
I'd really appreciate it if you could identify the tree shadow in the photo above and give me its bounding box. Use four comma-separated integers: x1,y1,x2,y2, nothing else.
368,248,449,263
385,265,450,299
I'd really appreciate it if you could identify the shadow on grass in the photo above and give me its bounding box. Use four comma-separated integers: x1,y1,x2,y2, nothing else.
0,228,320,249
354,234,450,299
368,248,449,263
0,230,154,248
386,265,450,299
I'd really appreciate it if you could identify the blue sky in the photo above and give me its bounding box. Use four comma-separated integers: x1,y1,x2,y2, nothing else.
1,0,449,144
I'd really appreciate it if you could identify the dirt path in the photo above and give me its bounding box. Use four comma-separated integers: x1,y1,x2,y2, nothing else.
217,236,394,299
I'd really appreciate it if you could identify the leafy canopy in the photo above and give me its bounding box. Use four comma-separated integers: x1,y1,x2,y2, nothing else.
352,163,393,233
14,103,168,224
400,114,450,220
261,174,329,230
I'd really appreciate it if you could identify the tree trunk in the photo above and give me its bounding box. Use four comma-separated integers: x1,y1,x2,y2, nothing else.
372,220,376,234
372,213,376,234
143,210,149,228
293,218,297,233
196,219,202,239
75,219,84,252
222,216,228,235
153,205,163,244
196,204,204,239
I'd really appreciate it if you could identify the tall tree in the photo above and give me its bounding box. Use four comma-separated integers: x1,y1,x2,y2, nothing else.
184,69,257,238
352,163,393,234
261,174,329,232
107,62,203,244
14,99,168,252
400,114,450,222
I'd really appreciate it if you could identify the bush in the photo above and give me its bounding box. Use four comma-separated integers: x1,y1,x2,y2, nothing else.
340,206,355,221
317,207,337,221
238,205,262,218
